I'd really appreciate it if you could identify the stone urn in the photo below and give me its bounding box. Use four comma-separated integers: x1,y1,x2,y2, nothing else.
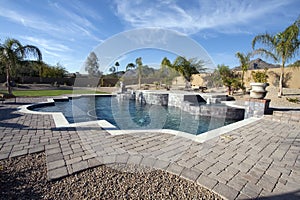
250,82,268,99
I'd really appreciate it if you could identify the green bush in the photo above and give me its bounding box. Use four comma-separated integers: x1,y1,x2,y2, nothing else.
286,97,299,103
251,68,268,83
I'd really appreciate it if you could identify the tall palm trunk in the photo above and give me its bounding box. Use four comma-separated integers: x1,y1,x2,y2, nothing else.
241,70,245,94
278,63,285,97
6,64,12,94
241,71,244,86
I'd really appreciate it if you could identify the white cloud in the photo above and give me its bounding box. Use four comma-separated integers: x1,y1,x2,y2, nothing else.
0,2,103,42
50,2,97,31
114,0,294,35
0,8,61,33
68,22,103,43
21,36,71,53
70,0,103,21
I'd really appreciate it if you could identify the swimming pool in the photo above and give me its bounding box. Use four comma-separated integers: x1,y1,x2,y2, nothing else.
31,96,243,135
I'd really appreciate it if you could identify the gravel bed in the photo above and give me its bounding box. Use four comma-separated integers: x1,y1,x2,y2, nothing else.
234,86,300,108
265,86,300,108
0,153,223,200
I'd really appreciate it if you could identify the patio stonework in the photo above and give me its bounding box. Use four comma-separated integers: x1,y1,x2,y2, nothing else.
0,97,299,199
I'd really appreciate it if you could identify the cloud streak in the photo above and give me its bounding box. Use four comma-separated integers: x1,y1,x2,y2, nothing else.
22,36,71,52
0,1,103,42
114,0,295,35
0,8,61,33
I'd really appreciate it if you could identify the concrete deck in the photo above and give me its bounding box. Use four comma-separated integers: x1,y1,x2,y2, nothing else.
0,97,299,199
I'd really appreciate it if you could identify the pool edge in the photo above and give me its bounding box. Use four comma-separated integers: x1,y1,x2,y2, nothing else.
18,95,260,143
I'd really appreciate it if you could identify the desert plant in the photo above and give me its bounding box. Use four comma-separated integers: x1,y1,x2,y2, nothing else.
217,64,242,95
202,69,223,88
251,68,269,83
153,81,160,89
286,97,299,103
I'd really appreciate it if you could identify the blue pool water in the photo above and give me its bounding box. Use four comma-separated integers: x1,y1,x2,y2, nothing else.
31,96,242,135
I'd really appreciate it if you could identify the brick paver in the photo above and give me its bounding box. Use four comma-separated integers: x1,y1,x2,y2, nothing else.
0,97,300,199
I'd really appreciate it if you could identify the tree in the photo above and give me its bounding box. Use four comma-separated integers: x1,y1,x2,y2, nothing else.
40,62,67,78
115,61,120,72
161,56,206,88
288,60,300,67
235,52,251,92
109,66,116,74
85,52,101,77
252,17,300,97
126,63,136,71
217,64,241,95
158,57,179,85
135,57,143,89
161,57,172,67
35,61,44,81
202,69,223,88
0,38,42,94
52,63,68,78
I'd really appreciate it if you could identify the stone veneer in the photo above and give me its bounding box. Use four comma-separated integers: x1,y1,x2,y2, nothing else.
244,98,271,118
119,90,244,120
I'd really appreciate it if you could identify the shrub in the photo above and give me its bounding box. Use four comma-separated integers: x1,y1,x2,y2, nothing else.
251,68,268,83
286,97,299,103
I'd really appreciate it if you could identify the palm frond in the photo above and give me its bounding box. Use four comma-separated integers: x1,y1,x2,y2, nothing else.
22,45,42,61
252,33,275,49
252,49,278,62
235,51,250,72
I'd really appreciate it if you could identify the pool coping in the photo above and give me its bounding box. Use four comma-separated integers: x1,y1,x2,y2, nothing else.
18,94,261,143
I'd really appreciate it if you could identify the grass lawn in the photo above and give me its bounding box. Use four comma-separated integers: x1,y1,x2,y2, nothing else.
0,89,107,97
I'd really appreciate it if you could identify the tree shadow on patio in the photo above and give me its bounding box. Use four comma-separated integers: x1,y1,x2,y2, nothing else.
0,107,29,129
0,108,22,120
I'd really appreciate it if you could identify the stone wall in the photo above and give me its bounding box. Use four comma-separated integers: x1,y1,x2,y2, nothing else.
122,91,244,120
168,93,185,108
190,67,300,89
181,102,244,120
243,68,300,89
135,91,168,106
244,98,271,118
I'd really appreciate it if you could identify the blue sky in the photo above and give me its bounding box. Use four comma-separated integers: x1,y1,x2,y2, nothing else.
0,0,299,73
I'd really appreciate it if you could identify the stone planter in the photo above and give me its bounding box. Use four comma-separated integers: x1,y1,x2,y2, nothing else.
250,82,268,99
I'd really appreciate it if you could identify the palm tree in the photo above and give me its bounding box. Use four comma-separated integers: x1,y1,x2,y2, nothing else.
109,66,116,74
126,63,136,71
115,61,120,72
161,56,206,88
0,38,42,94
252,18,300,97
235,52,251,92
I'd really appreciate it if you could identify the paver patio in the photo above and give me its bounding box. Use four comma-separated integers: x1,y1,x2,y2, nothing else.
0,97,299,199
